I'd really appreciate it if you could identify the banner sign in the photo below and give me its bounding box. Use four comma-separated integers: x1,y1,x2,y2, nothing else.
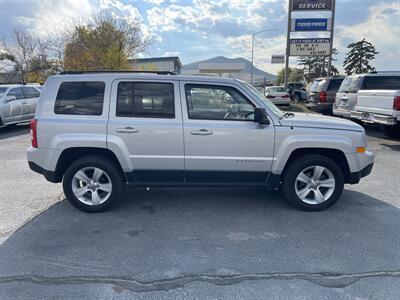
292,0,333,11
290,38,331,56
291,18,331,32
271,55,285,64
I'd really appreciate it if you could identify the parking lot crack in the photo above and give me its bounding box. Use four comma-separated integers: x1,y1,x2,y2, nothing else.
0,271,399,292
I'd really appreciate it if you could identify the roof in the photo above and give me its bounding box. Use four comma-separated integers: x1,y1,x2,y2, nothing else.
51,72,241,84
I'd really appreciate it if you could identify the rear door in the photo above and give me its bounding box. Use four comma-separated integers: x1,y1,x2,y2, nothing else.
3,87,25,123
108,79,184,184
180,81,275,184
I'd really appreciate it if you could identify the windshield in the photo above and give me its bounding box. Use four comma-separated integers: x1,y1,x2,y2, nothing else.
267,87,286,93
242,82,285,119
339,76,362,93
0,87,8,98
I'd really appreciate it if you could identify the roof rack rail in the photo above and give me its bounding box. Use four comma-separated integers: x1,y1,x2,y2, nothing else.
58,70,178,75
369,71,400,74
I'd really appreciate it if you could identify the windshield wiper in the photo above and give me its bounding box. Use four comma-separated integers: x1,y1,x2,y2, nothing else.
280,112,295,119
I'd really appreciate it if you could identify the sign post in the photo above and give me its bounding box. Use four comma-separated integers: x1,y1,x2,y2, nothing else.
284,0,335,87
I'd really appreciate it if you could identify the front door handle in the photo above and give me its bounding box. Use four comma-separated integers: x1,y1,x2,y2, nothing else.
191,129,213,136
116,127,139,134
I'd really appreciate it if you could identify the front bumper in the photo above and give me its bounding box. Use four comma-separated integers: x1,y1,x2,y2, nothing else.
347,162,374,184
351,111,398,125
345,150,375,184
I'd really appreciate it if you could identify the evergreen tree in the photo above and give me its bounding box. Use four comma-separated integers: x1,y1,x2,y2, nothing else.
343,39,378,75
297,48,339,79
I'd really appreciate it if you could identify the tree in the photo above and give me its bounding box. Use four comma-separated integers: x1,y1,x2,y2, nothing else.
343,39,378,75
64,13,152,71
0,27,40,83
276,67,304,85
298,48,339,80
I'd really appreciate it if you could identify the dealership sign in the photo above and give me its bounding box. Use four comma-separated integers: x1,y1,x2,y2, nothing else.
292,0,333,11
271,55,285,64
291,18,331,32
290,38,331,56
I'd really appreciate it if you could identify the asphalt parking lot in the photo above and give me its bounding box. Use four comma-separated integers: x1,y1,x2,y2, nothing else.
0,123,399,299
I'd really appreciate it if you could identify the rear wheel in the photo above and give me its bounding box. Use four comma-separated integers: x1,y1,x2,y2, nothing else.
282,154,344,211
63,155,124,213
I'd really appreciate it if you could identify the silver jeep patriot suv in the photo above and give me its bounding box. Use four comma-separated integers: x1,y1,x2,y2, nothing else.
27,71,374,212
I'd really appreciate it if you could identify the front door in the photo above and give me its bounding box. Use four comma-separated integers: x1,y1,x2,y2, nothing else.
108,79,184,184
3,87,26,123
180,82,275,184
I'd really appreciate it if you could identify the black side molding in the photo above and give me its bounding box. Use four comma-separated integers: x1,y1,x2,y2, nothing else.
347,163,374,184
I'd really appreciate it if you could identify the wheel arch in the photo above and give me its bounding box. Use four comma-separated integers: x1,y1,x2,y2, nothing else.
279,148,351,184
54,147,127,183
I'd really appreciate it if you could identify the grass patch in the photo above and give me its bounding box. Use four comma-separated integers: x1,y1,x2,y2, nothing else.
280,102,312,113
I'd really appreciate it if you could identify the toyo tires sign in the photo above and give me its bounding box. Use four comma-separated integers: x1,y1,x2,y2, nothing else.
292,0,333,11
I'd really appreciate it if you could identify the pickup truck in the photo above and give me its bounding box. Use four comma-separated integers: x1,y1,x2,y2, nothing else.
351,90,400,138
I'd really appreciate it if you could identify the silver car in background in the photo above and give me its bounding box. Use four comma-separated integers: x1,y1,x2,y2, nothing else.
265,86,291,105
0,84,41,127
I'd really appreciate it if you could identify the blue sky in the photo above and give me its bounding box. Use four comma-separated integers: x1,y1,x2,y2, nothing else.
0,0,399,74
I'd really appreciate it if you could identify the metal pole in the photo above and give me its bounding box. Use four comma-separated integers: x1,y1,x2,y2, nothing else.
327,0,336,75
251,33,255,85
284,0,292,88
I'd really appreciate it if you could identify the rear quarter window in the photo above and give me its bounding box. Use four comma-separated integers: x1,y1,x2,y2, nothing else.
54,82,105,115
362,76,400,90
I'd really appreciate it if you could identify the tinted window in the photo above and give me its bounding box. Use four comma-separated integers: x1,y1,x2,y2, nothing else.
339,76,363,93
362,76,400,90
7,87,24,100
23,87,40,98
55,82,105,115
327,79,344,92
117,82,174,118
185,84,255,121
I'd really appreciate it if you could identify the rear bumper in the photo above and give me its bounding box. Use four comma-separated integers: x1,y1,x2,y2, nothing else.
28,161,59,183
272,99,291,105
333,107,352,119
351,111,398,125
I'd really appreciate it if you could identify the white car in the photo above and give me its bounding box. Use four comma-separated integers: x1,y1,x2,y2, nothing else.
28,71,374,212
265,86,291,105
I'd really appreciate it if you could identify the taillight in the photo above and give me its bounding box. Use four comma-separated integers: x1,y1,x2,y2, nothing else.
394,96,400,111
30,119,38,148
266,95,275,99
282,94,290,98
319,91,327,103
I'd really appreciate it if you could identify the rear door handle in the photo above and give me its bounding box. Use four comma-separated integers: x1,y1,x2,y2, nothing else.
116,127,139,134
191,129,213,136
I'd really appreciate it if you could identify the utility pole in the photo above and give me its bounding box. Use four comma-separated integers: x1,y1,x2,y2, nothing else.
250,28,278,86
327,0,336,75
284,0,293,88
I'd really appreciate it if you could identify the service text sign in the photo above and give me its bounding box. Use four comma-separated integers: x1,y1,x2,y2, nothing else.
290,38,331,56
292,18,331,32
271,55,285,64
292,0,333,11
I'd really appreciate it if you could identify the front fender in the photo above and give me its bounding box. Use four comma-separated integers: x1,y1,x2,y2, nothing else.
272,132,354,174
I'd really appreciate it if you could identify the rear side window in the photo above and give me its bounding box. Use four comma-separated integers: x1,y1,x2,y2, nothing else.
117,82,174,118
362,76,400,90
23,87,40,98
55,82,105,115
327,79,344,92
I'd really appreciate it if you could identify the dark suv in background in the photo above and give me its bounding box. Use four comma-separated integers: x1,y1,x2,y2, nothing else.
307,76,345,115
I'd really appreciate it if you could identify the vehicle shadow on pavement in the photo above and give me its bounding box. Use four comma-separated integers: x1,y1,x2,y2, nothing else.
0,124,30,140
0,188,399,298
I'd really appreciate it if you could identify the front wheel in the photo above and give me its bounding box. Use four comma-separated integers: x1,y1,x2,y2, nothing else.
63,155,124,213
282,154,344,211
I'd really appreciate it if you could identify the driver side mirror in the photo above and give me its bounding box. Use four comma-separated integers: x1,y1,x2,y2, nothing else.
5,95,17,102
254,107,270,126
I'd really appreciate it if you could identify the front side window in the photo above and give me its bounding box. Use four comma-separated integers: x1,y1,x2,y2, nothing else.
185,84,255,121
117,82,174,118
54,82,105,115
7,87,24,100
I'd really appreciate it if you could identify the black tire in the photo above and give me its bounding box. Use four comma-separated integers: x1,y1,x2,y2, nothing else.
63,155,124,213
380,125,400,139
294,94,301,103
282,154,344,211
